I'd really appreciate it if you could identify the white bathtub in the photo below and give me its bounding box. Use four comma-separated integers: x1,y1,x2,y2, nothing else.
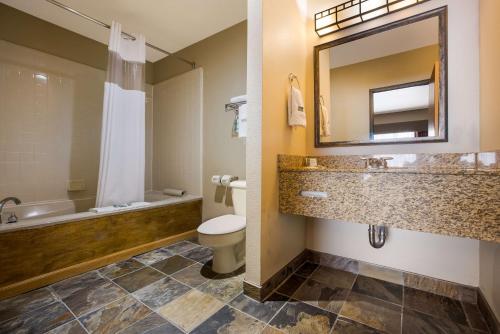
0,191,201,233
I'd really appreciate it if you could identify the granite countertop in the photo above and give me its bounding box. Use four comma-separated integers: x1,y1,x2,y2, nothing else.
278,151,500,243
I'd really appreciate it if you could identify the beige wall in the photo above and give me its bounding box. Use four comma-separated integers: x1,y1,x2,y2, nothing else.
479,0,500,151
478,0,500,319
245,0,309,285
304,0,482,287
153,69,203,197
328,45,438,142
0,3,154,83
152,22,247,221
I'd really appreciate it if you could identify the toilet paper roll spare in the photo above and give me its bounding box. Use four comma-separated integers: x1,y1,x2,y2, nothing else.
163,188,186,197
211,175,222,185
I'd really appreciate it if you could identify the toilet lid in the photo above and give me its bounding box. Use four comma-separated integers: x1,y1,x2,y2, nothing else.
198,214,246,235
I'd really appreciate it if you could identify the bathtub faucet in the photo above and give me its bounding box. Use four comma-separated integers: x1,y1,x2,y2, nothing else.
0,197,21,224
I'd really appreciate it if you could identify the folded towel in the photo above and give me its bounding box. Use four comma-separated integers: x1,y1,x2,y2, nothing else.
237,103,248,138
320,103,331,137
89,201,150,213
230,95,247,103
288,86,306,127
163,188,186,197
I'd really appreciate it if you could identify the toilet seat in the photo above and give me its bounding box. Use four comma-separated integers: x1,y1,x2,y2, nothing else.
197,214,246,235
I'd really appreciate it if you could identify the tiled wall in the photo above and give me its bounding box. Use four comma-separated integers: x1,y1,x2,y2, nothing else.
0,40,153,204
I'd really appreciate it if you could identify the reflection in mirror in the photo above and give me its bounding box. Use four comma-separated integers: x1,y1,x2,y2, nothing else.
315,8,447,146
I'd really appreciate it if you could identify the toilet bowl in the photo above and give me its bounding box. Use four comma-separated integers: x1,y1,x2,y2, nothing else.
198,180,246,274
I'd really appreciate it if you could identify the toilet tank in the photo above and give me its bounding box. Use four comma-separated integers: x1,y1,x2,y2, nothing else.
229,180,246,216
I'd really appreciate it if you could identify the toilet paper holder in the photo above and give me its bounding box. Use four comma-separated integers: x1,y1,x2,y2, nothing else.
221,175,238,186
211,175,239,186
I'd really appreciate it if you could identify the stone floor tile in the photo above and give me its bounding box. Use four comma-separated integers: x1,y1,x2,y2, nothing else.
191,305,266,334
352,275,403,305
98,259,144,279
340,292,402,334
158,289,224,332
229,292,288,323
79,295,150,333
113,267,165,293
269,299,337,334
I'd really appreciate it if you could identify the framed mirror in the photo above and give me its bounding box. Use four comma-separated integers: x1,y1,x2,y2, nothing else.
314,7,447,147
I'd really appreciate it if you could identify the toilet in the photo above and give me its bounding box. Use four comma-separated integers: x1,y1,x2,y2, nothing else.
198,180,246,274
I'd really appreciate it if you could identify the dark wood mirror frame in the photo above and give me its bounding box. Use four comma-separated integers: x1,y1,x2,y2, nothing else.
314,6,448,147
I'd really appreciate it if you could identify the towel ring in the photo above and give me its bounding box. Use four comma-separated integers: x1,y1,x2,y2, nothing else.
288,73,301,89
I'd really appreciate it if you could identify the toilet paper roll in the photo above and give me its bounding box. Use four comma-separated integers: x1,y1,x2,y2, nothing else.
221,175,238,186
211,175,222,185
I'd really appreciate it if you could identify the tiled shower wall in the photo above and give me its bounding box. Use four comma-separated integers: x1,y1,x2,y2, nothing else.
0,40,153,204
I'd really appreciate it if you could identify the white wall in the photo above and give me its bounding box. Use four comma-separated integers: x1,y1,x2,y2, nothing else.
478,0,500,318
245,0,263,285
308,220,480,285
479,242,500,317
152,69,203,196
305,0,481,286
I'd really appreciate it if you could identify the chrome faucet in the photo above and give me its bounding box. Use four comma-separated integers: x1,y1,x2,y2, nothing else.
361,157,393,169
0,197,21,224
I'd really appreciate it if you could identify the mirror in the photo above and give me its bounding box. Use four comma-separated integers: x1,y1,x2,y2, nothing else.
314,7,447,147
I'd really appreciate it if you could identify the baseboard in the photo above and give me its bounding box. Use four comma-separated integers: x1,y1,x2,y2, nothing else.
243,249,310,301
478,288,500,334
0,230,197,300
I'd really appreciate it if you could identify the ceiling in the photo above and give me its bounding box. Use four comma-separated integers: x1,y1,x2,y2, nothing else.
1,0,247,62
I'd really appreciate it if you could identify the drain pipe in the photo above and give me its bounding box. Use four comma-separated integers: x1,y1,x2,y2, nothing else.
368,225,387,248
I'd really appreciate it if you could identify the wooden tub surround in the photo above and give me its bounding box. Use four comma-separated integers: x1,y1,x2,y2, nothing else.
279,151,500,243
0,198,202,300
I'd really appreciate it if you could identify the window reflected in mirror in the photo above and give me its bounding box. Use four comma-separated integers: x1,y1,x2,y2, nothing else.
315,7,447,146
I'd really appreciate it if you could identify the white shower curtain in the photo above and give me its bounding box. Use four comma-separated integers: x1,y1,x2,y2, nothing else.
96,22,146,207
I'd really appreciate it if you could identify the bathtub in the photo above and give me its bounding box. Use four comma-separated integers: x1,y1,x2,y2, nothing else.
0,191,202,299
0,191,199,233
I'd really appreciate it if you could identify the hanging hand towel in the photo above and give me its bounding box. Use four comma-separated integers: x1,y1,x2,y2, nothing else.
288,86,306,127
320,100,331,137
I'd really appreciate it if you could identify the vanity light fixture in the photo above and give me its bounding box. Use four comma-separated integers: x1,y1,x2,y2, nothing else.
315,0,431,37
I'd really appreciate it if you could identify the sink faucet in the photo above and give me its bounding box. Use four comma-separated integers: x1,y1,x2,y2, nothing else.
0,197,21,224
361,157,393,169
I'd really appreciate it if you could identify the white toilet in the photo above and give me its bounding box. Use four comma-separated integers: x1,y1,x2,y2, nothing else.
198,180,246,274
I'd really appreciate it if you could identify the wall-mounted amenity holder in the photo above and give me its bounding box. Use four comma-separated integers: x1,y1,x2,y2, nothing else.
226,95,247,138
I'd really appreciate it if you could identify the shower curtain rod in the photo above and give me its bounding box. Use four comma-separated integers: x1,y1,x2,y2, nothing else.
45,0,196,69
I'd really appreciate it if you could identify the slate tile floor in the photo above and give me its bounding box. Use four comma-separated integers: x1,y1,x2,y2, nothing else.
0,239,491,334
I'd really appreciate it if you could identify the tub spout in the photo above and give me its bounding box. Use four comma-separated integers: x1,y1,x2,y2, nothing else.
368,224,386,248
0,197,21,224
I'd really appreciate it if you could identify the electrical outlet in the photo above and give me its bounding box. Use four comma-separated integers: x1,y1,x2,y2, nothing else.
67,179,86,192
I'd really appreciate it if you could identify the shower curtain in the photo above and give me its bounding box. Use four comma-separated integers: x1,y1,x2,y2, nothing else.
96,22,146,207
